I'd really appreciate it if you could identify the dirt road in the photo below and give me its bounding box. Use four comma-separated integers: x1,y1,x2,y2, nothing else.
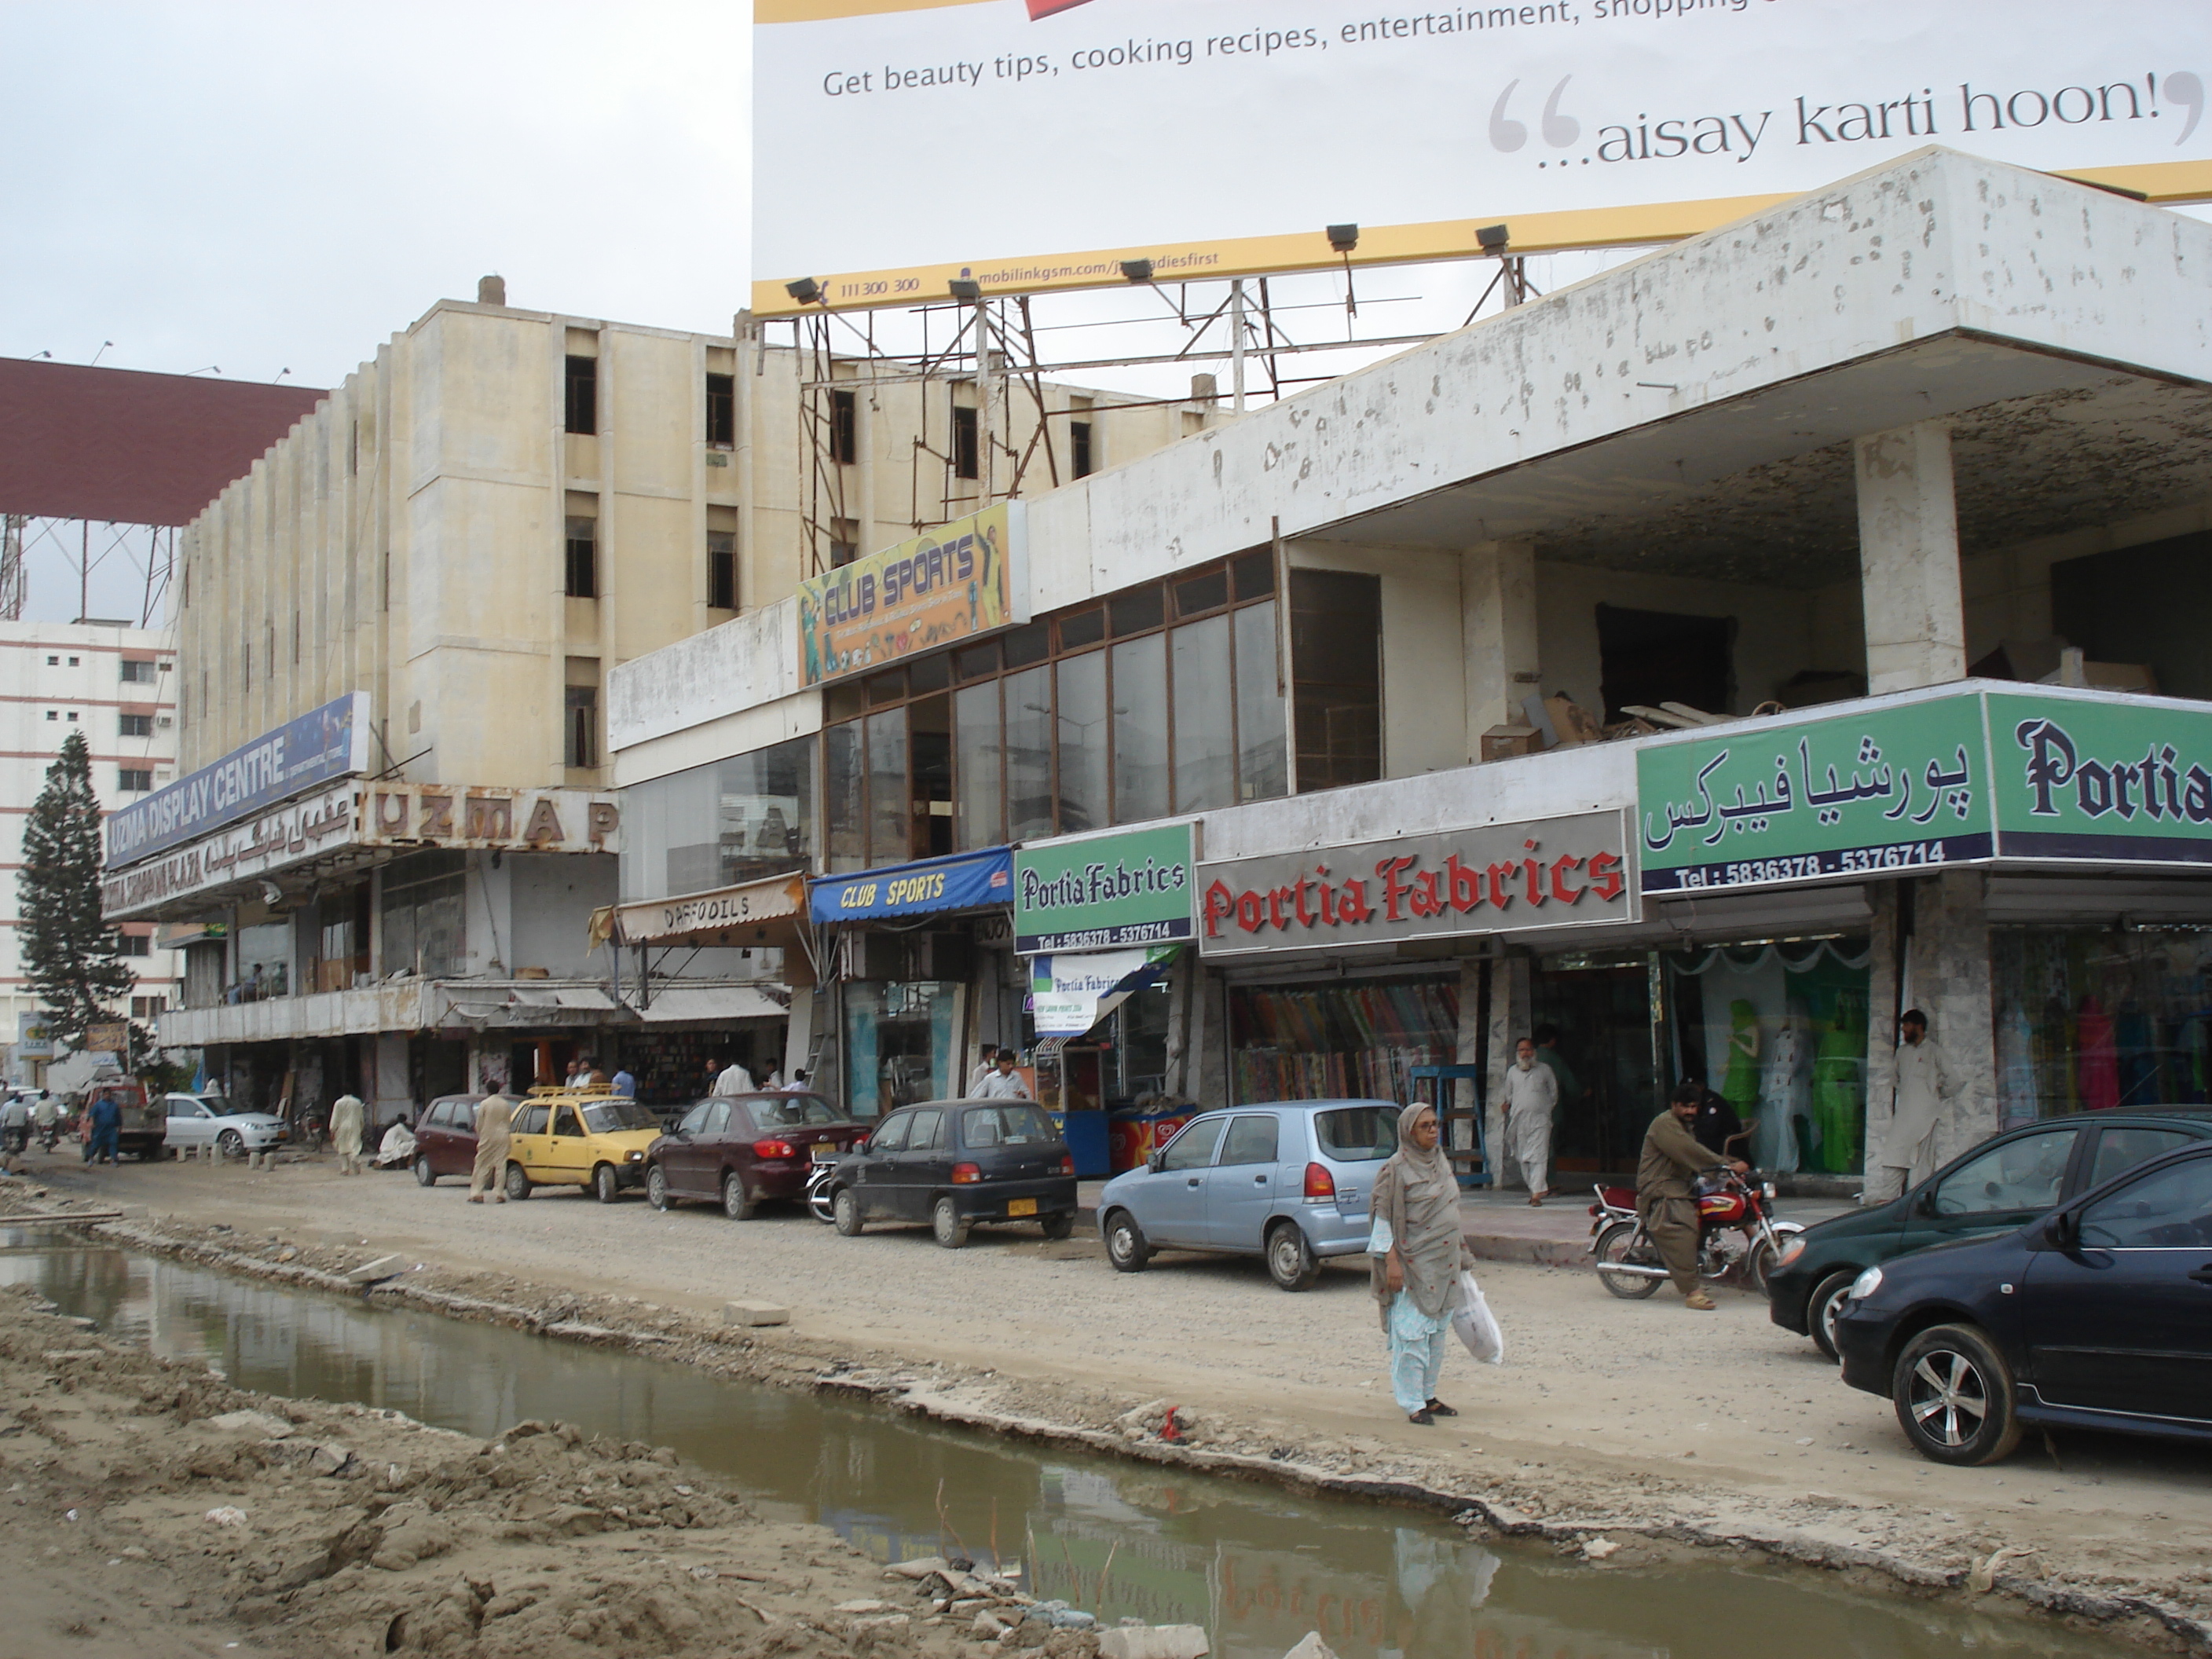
13,1148,2212,1650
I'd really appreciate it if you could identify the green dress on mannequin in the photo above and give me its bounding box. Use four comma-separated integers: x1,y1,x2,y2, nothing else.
1812,992,1866,1174
1721,999,1761,1120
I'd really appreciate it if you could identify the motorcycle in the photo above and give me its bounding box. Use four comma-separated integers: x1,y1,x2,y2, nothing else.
35,1120,60,1153
1588,1169,1803,1299
804,1147,844,1224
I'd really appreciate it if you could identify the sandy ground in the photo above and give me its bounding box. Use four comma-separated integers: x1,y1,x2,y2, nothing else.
10,1146,2212,1651
0,1274,1083,1659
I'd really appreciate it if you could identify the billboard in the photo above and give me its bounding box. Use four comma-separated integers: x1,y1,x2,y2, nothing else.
1013,823,1195,953
797,501,1027,686
104,690,370,870
753,0,2212,314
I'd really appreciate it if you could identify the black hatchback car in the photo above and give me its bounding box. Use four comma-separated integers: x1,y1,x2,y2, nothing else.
1767,1111,2212,1357
1833,1141,2212,1463
826,1098,1077,1249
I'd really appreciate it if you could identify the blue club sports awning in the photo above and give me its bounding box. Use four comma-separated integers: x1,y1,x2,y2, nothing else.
808,846,1015,925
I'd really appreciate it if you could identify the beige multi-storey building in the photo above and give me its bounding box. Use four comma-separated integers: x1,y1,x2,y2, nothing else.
133,280,1214,1126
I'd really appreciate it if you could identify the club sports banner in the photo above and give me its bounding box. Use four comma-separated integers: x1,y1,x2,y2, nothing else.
753,0,2211,313
796,502,1027,687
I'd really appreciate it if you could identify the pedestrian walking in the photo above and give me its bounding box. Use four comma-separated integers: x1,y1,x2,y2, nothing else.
712,1055,754,1096
976,1052,1031,1100
1369,1102,1474,1426
1865,1009,1957,1203
1499,1037,1558,1205
965,1047,1002,1094
1637,1082,1748,1310
610,1064,636,1099
329,1092,365,1175
83,1092,121,1165
467,1093,514,1203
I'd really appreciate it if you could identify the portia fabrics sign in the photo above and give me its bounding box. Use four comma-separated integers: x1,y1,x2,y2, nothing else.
1013,823,1195,954
1195,813,1631,959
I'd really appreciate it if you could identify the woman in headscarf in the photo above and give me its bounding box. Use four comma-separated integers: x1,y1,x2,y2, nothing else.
1370,1101,1473,1426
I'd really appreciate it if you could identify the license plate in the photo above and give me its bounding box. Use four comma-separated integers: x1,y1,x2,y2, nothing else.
1007,1198,1037,1218
811,1145,836,1163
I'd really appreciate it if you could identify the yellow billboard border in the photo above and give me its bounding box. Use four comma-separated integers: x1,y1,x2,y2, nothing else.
752,158,2212,320
759,0,988,19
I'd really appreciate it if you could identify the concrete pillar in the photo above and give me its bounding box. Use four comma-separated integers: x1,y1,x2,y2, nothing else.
1855,420,1965,694
1194,966,1229,1108
1482,954,1532,1188
1862,872,1997,1182
1461,540,1539,756
1451,959,1485,1159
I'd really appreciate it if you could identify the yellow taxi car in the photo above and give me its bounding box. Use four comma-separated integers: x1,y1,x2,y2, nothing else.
503,1087,665,1204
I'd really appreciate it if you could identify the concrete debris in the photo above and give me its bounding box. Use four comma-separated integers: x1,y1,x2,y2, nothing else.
306,1442,354,1476
344,1254,405,1284
1096,1624,1210,1659
833,1598,896,1614
1581,1536,1620,1562
203,1506,247,1528
722,1300,790,1327
1281,1636,1340,1659
886,1555,950,1578
975,1611,1012,1639
203,1409,295,1439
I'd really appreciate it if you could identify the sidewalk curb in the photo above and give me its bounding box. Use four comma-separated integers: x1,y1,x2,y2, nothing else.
1462,1229,1588,1269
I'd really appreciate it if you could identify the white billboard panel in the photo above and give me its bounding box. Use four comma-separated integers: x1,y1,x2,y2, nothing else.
753,0,2211,313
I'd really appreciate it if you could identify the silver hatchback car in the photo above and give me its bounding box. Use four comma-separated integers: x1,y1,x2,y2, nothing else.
1095,1099,1402,1291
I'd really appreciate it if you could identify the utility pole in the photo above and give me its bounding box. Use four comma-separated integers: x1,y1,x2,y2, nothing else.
1231,280,1247,413
975,298,996,500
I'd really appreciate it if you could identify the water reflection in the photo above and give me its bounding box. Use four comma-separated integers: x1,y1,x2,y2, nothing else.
0,1234,2133,1659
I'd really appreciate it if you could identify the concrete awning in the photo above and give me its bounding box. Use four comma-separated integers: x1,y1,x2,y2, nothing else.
633,986,789,1024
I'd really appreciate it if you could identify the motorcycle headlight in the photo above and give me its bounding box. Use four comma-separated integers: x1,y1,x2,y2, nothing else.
1777,1235,1806,1268
1848,1265,1884,1302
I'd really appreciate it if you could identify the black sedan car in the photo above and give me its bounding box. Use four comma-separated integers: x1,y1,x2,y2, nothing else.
1767,1110,2212,1357
1833,1141,2212,1464
825,1099,1078,1248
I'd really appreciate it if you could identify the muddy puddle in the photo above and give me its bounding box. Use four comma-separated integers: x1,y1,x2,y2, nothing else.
0,1228,2147,1659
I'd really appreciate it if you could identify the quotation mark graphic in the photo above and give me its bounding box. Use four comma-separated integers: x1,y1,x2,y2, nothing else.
2170,71,2204,145
1489,75,1579,152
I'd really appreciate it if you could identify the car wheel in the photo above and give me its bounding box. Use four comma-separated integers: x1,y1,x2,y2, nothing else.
646,1165,670,1210
1807,1270,1859,1361
414,1154,437,1188
217,1129,244,1159
1892,1324,2023,1466
722,1172,757,1221
593,1163,621,1204
932,1196,970,1250
832,1186,864,1236
1040,1211,1075,1242
1104,1210,1149,1273
504,1162,532,1202
1266,1221,1320,1291
1592,1221,1663,1299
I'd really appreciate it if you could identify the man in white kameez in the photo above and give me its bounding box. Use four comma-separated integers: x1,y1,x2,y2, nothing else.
1866,1008,1957,1204
1499,1037,1558,1206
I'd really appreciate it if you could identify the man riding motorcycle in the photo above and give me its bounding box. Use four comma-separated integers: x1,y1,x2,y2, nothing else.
1639,1082,1749,1312
31,1093,59,1150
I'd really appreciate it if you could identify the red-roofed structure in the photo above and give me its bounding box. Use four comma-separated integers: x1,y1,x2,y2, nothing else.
0,357,325,528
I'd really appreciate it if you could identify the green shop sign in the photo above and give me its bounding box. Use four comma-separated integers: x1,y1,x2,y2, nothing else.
1637,685,2212,895
1013,823,1196,955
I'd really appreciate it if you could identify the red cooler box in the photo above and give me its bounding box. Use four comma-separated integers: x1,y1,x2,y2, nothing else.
1108,1107,1196,1174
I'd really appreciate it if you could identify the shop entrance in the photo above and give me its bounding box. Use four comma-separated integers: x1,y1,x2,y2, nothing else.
1529,962,1654,1176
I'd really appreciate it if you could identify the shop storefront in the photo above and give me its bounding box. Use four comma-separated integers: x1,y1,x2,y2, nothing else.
811,846,1016,1122
1013,824,1199,1174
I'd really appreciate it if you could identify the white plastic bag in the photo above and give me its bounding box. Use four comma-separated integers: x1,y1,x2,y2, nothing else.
1449,1269,1503,1365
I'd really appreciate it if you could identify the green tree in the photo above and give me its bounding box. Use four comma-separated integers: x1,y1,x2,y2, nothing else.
16,731,135,1047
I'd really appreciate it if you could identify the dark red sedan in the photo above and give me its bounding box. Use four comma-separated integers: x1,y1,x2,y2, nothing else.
412,1093,487,1185
646,1092,869,1219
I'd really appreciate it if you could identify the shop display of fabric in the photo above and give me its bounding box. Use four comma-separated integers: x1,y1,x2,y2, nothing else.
1756,1020,1815,1174
2077,994,2119,1112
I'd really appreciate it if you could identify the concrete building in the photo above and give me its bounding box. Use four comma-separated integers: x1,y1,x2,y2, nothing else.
0,621,181,1076
607,148,2212,1196
123,283,1221,1125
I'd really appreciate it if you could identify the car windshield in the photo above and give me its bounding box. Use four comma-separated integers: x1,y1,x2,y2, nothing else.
1314,1105,1398,1163
580,1099,659,1134
960,1104,1056,1148
210,1101,258,1117
750,1093,840,1128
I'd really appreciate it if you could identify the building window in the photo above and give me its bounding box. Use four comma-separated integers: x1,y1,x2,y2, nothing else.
44,710,56,722
565,685,599,768
379,850,466,980
1070,419,1094,479
120,659,155,683
131,995,166,1019
67,656,79,667
705,372,735,447
708,531,737,610
119,931,152,957
830,389,859,464
118,768,152,792
44,655,56,665
119,713,152,737
66,711,78,723
829,515,860,569
617,734,815,902
1290,569,1381,792
564,354,597,435
565,517,597,598
952,405,979,480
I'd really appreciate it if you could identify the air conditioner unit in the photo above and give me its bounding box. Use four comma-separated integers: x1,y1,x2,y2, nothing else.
156,716,174,728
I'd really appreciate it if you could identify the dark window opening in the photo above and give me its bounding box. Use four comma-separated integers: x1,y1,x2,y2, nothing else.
565,517,597,599
119,659,156,683
952,405,979,480
564,354,598,435
866,669,906,706
118,769,153,793
954,641,1000,682
705,372,736,447
120,931,152,957
1070,420,1094,478
1174,569,1229,617
1109,585,1163,637
119,713,152,737
1291,569,1382,792
911,694,953,859
565,685,599,768
708,531,737,610
1001,621,1049,668
1233,549,1276,599
830,515,859,569
830,389,859,464
1057,608,1104,651
1595,603,1734,723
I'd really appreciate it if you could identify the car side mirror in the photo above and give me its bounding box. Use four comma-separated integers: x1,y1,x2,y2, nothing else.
1147,1151,1165,1174
2041,1211,2075,1250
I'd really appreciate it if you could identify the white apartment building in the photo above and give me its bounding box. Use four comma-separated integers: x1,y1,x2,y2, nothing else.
1,620,181,1054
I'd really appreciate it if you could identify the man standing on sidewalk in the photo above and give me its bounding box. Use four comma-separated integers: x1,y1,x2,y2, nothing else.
1500,1037,1558,1206
467,1093,514,1203
1638,1082,1748,1310
329,1092,365,1176
1866,1009,1956,1204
